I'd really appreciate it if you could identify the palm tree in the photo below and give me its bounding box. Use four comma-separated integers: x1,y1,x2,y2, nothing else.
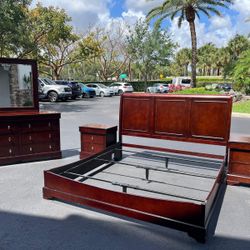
146,0,233,87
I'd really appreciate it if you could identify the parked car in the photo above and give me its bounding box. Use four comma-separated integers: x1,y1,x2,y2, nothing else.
38,78,72,102
217,83,232,92
86,83,114,97
146,83,169,93
109,82,134,95
77,82,96,98
172,77,191,87
54,80,82,99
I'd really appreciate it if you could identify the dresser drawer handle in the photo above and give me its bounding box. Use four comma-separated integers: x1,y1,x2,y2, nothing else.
28,124,31,129
29,135,32,141
9,149,12,154
8,125,11,130
91,146,94,151
48,122,51,127
49,145,52,150
91,136,94,141
8,137,11,142
30,147,33,152
49,134,51,139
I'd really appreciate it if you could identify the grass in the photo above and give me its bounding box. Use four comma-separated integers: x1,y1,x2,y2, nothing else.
173,87,219,95
233,100,250,114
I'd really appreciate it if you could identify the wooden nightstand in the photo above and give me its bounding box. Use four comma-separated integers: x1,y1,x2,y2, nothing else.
227,133,250,186
79,124,117,159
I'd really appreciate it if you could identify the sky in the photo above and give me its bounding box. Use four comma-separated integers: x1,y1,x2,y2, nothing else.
31,0,250,48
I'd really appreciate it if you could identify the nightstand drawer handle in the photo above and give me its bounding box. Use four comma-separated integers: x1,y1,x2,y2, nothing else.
49,145,52,149
8,125,11,130
8,137,11,142
91,136,94,141
49,134,51,139
91,146,94,151
30,147,33,152
9,149,12,154
48,122,51,127
28,124,31,129
29,135,32,141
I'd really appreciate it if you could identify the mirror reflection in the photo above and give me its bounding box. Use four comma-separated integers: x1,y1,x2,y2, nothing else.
0,63,33,107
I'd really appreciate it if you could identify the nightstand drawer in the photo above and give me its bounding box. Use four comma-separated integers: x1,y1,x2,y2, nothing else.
230,150,250,163
82,135,105,145
84,144,105,153
229,162,250,176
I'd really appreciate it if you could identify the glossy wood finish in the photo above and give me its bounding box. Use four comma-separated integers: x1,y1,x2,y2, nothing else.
0,111,61,165
79,124,117,159
120,94,232,146
44,94,232,243
227,133,250,185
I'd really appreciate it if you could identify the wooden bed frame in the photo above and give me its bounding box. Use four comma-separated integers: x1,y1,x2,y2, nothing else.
43,94,232,243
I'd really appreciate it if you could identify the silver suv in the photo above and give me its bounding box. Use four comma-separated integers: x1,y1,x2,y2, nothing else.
109,82,134,95
38,78,72,102
86,83,114,97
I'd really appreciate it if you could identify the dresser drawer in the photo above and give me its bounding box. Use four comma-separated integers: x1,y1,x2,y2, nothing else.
0,135,17,146
230,150,250,164
21,131,60,145
0,146,17,157
0,123,16,134
83,143,105,153
20,120,59,133
229,162,250,176
82,134,105,145
20,143,60,155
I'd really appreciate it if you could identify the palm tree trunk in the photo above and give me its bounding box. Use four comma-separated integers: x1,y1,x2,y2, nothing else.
188,21,197,88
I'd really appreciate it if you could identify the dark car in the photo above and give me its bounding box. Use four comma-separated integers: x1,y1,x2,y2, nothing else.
218,83,232,92
54,80,82,99
77,82,96,98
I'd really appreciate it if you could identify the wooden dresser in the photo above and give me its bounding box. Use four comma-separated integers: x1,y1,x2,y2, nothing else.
0,111,61,165
0,57,61,166
79,124,117,159
227,133,250,185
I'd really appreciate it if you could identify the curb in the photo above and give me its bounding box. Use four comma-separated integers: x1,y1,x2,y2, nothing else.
232,112,250,118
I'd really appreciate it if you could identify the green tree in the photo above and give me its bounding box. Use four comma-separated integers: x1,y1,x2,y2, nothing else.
126,20,174,86
0,0,31,57
197,43,216,76
175,48,191,76
231,49,250,94
146,0,233,87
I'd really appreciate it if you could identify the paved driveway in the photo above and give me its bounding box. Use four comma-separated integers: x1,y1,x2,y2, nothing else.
0,96,250,250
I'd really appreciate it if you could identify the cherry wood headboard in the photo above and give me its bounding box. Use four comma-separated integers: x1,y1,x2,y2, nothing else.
119,94,232,146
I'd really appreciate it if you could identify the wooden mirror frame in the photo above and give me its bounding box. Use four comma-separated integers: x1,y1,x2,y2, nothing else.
0,57,39,112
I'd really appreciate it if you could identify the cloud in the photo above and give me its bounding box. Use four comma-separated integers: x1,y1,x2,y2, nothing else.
31,0,112,33
124,0,163,13
169,15,236,49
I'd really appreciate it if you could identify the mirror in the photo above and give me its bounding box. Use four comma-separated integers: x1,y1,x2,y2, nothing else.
0,58,38,111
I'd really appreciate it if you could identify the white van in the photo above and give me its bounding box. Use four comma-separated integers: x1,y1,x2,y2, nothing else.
172,77,191,87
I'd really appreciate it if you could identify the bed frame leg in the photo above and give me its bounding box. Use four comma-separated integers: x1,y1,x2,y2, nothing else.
114,148,122,161
43,188,54,200
187,230,206,243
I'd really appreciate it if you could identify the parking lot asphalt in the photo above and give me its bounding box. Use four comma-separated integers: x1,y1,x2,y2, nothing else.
0,96,250,250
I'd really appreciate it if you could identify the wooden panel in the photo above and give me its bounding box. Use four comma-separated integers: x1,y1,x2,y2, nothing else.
121,97,152,134
230,150,250,163
229,162,250,176
0,123,16,134
0,135,17,146
0,146,17,157
21,131,59,145
120,94,232,145
154,98,188,137
82,134,105,144
190,100,229,141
